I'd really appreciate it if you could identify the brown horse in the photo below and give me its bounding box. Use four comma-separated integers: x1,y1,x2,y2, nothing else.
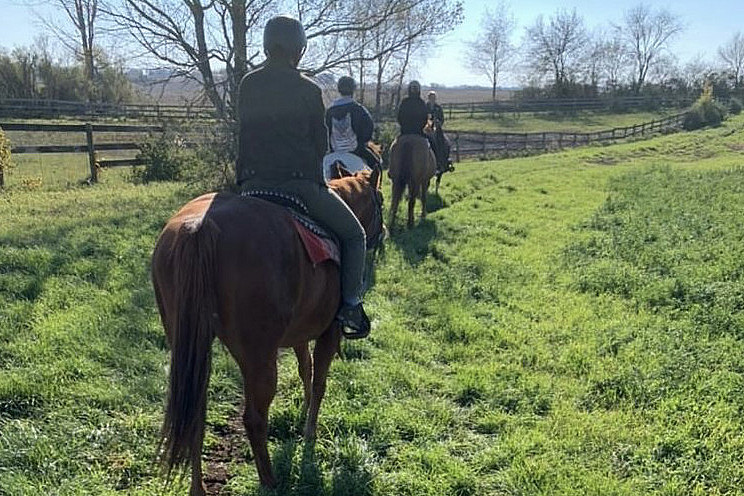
151,169,383,494
387,134,436,228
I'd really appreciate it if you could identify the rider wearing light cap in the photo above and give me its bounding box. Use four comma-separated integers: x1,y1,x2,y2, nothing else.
236,15,371,338
325,76,379,169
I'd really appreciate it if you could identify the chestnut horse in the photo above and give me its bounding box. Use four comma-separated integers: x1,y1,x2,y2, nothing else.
387,134,436,228
151,169,383,494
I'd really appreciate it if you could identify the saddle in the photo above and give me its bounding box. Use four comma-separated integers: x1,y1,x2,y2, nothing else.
241,190,340,266
323,152,368,181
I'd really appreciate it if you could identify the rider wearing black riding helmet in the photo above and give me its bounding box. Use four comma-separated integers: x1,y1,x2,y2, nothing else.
397,80,429,136
325,76,379,169
236,15,371,339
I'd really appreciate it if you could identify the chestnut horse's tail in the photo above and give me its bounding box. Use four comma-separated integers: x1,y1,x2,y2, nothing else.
159,216,220,477
400,140,418,197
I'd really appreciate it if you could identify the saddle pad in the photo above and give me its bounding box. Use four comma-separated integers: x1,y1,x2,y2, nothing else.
292,218,340,266
241,190,340,266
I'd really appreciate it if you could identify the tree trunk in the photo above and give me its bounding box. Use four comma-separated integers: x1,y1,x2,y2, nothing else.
189,2,226,119
231,0,247,117
375,59,384,119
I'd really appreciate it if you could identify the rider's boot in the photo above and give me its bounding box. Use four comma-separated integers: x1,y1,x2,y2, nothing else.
337,302,371,339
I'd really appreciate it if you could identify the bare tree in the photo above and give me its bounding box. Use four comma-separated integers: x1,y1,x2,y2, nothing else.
105,0,462,120
30,0,99,99
464,1,515,101
599,35,629,92
524,9,587,95
718,31,744,88
616,4,683,93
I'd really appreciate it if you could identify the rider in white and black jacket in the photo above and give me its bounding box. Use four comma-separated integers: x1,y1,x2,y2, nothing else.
325,76,379,168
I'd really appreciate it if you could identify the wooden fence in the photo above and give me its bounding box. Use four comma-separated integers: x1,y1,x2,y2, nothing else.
0,112,688,188
1,95,693,122
442,96,693,119
447,112,687,161
0,121,190,187
0,98,215,121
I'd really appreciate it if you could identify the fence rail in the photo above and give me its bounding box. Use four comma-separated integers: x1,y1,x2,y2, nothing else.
448,113,687,160
0,121,176,187
442,96,693,119
0,98,215,121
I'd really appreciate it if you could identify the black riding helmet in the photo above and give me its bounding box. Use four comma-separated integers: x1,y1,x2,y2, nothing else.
264,15,307,60
408,80,421,97
337,76,356,96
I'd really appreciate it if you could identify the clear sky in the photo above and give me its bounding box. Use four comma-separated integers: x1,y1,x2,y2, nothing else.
3,0,743,87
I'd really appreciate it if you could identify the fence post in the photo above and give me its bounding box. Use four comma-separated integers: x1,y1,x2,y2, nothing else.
454,132,460,163
482,132,487,154
541,132,546,150
86,123,98,183
558,133,563,149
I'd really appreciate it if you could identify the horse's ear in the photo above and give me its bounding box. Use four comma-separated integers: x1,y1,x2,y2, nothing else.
338,164,353,178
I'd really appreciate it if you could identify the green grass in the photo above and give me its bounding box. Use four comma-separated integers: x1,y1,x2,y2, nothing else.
5,153,133,190
446,110,680,134
2,115,744,494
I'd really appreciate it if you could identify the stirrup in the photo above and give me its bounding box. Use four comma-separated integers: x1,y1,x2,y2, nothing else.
336,304,371,339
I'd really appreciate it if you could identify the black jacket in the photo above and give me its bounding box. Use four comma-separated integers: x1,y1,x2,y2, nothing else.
236,60,327,184
325,98,374,155
427,102,445,125
397,96,428,135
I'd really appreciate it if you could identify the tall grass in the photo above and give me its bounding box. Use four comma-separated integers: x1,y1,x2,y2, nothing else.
1,115,744,494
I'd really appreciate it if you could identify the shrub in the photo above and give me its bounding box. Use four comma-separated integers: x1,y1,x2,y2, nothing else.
682,107,705,131
683,83,727,131
729,97,743,115
0,126,12,188
131,132,198,184
374,122,399,169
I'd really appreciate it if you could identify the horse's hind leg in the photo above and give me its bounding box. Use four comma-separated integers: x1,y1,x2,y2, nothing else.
389,181,404,227
407,186,417,228
304,325,341,440
435,172,442,194
241,352,278,487
420,181,430,220
190,439,206,496
294,344,312,415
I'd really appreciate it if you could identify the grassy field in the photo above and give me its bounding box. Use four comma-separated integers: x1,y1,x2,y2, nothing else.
2,115,744,495
445,110,680,134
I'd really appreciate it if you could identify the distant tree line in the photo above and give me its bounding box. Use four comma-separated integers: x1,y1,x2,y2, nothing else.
0,39,132,103
465,2,744,102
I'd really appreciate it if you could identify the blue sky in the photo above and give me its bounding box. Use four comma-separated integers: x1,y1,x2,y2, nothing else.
3,0,743,87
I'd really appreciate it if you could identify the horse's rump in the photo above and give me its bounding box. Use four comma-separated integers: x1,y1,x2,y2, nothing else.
388,135,436,186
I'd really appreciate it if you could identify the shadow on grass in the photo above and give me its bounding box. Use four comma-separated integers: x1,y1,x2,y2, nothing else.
387,218,437,267
256,439,373,496
426,191,446,213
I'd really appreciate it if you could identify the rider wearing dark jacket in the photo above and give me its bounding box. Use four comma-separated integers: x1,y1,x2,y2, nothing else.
325,76,379,167
397,81,428,135
426,90,445,126
236,16,371,338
